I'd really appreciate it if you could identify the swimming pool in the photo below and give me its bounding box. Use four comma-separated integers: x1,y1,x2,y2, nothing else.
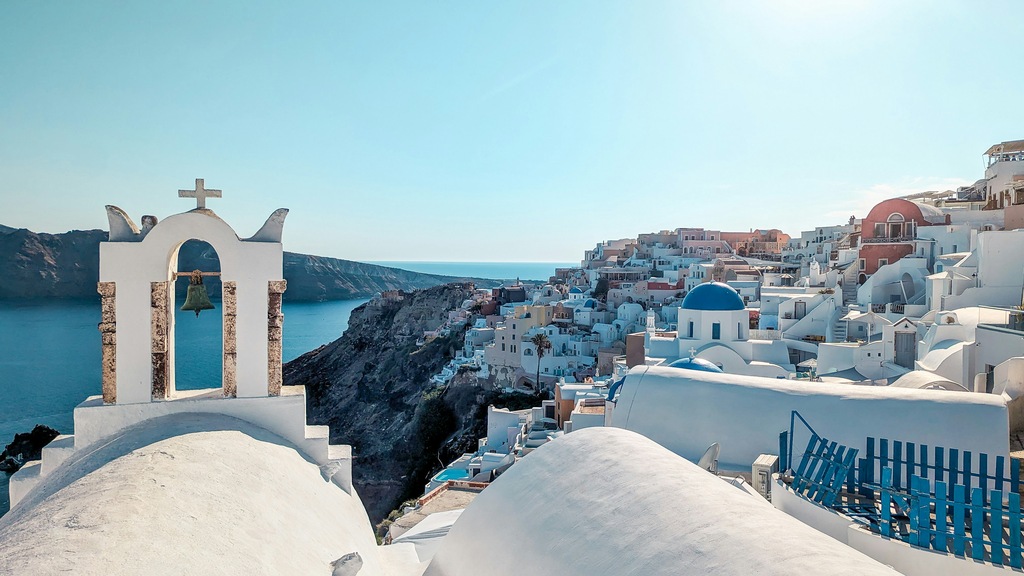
432,468,470,482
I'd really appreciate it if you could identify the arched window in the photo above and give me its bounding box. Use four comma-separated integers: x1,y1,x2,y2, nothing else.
885,213,906,238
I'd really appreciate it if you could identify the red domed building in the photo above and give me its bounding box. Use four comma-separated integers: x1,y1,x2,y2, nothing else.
859,198,949,278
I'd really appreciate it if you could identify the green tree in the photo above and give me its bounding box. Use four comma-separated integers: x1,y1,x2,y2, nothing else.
530,332,553,390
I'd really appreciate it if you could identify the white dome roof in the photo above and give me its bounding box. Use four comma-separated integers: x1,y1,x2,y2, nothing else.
0,413,415,576
425,427,900,576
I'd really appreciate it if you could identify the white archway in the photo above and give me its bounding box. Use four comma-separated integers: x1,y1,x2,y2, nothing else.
98,190,287,405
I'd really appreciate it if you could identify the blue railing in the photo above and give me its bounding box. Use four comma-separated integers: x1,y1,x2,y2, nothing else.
878,467,1024,567
781,411,1024,567
857,436,1020,503
781,412,1020,503
789,431,858,508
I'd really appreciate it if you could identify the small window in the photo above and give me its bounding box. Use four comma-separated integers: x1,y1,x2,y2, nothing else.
512,334,516,340
737,322,743,339
688,321,694,338
878,258,888,267
501,343,506,351
859,259,866,270
712,323,721,340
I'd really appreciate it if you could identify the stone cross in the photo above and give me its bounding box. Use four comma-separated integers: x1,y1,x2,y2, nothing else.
178,178,222,209
688,346,698,358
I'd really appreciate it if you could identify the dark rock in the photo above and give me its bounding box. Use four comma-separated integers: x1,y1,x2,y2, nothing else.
284,283,541,524
0,456,23,473
0,425,60,473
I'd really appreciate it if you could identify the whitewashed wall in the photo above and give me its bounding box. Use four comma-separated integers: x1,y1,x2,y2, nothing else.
612,366,1010,470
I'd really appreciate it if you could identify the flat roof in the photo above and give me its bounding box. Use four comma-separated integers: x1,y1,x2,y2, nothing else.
986,139,1024,155
390,484,482,540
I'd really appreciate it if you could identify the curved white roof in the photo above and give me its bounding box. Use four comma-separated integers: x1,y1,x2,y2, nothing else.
890,370,968,391
612,366,1008,471
912,201,948,224
0,413,417,576
425,427,900,576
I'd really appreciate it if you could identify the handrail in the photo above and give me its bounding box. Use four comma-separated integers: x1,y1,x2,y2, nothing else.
786,410,820,473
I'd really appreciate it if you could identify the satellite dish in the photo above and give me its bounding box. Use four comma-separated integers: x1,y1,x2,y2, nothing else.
697,442,720,475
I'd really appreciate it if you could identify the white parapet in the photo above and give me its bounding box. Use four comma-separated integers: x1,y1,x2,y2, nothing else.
8,385,353,509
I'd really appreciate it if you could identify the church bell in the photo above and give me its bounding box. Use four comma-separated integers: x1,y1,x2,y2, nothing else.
180,270,215,317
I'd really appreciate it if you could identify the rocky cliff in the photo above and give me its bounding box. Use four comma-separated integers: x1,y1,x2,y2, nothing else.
0,225,107,300
283,284,540,525
0,225,495,301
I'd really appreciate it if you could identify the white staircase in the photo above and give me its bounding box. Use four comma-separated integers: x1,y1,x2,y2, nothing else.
830,306,849,343
841,265,860,305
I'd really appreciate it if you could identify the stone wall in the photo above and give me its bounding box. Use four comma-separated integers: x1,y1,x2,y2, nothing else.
222,281,237,397
267,280,286,396
98,282,116,403
150,281,170,399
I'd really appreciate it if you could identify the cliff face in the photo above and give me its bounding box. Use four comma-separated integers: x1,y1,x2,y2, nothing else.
283,284,501,524
282,253,479,301
0,225,495,301
0,226,107,299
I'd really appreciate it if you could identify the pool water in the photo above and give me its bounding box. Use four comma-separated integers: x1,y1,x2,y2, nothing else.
432,468,470,482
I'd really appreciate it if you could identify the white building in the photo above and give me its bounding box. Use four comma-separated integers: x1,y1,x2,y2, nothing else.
984,140,1024,210
933,230,1024,311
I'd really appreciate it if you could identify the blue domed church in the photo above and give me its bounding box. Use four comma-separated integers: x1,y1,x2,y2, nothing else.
645,283,794,377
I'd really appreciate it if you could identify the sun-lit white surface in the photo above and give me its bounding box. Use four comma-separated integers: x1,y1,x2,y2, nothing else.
425,427,900,576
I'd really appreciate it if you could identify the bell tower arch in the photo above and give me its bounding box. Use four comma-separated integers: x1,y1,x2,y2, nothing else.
98,180,289,404
5,183,357,510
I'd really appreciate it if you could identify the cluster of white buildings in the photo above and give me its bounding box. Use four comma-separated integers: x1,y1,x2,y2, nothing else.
415,139,1024,575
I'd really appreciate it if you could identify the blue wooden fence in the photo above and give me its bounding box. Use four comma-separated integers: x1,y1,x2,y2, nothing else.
856,436,1020,503
787,430,859,508
877,466,1024,567
781,412,1020,505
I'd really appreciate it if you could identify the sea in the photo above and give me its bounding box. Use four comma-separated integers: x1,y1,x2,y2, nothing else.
0,261,570,515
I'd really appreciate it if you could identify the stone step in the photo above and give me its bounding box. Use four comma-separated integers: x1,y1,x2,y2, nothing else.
304,424,330,441
40,434,77,477
328,444,352,460
326,444,353,493
9,460,42,509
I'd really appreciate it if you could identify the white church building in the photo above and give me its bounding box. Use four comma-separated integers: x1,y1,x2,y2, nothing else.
646,282,794,377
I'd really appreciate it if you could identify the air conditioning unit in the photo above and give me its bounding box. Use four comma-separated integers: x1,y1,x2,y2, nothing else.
752,454,780,500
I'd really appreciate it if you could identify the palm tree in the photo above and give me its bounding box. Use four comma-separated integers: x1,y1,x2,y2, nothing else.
530,332,552,390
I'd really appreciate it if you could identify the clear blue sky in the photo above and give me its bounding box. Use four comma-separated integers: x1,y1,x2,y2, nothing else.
2,1,1022,262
